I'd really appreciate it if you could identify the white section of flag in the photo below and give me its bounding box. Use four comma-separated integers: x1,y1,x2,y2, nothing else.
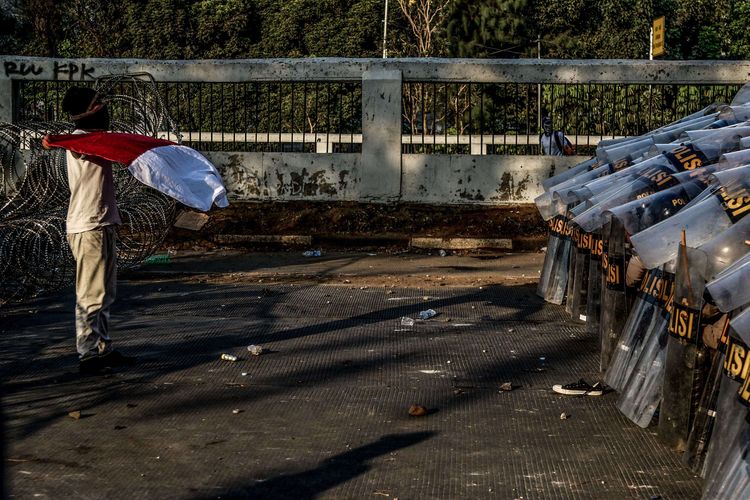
128,145,229,212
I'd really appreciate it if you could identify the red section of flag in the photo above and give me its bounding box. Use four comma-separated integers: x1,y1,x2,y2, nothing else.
44,132,176,165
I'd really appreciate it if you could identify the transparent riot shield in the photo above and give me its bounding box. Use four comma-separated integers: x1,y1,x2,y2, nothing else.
569,126,745,210
733,308,750,346
541,158,598,192
704,420,750,499
683,125,750,161
600,219,629,371
631,173,750,269
682,347,724,474
562,156,660,204
537,215,564,299
573,165,708,233
586,230,604,336
599,137,654,165
711,163,750,190
702,331,750,497
564,228,578,316
700,214,750,279
651,115,721,143
715,148,750,171
605,266,675,392
702,353,744,481
536,164,613,221
567,228,592,322
616,307,670,428
707,255,750,313
684,123,750,143
658,245,709,451
607,180,709,236
732,82,750,105
539,213,574,304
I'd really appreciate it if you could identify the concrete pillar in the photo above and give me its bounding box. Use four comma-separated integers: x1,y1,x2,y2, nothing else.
361,69,402,203
0,79,13,123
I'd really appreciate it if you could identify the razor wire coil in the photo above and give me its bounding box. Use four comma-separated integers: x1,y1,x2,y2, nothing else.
0,73,179,306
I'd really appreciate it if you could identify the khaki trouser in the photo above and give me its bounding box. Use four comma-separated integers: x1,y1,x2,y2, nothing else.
626,254,647,288
67,226,117,358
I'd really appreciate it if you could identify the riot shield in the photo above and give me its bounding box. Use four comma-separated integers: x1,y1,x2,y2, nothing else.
631,172,750,269
711,163,750,190
700,213,750,279
567,227,591,322
541,158,598,192
732,82,750,105
607,180,709,236
702,330,750,497
600,219,629,371
704,420,750,499
562,156,662,204
564,228,578,316
682,125,750,160
599,137,654,165
733,308,750,346
538,213,574,304
715,148,750,170
536,164,613,221
605,266,675,392
659,245,709,451
574,165,708,233
651,115,721,143
702,351,744,481
570,126,746,211
682,347,724,474
707,255,750,313
657,201,750,448
586,230,604,336
537,215,563,300
616,307,670,428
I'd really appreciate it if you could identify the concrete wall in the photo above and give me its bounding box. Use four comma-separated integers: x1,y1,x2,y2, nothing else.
3,56,749,205
401,154,583,204
209,152,362,201
207,151,585,204
4,56,750,85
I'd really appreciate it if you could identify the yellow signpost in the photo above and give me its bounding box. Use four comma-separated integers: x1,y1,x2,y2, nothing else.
652,16,666,58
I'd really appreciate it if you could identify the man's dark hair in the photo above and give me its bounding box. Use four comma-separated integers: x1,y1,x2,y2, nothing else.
62,86,110,131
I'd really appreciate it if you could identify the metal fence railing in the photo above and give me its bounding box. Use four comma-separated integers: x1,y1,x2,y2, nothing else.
16,80,363,153
7,58,748,157
401,82,743,156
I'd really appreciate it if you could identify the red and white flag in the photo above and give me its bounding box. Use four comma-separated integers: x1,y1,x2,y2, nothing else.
44,132,229,212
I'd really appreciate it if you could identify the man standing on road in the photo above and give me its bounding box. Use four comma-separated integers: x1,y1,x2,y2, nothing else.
540,115,574,156
44,86,135,374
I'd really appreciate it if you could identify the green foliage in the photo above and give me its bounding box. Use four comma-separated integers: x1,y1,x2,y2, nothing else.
4,0,750,60
446,0,532,57
725,0,750,59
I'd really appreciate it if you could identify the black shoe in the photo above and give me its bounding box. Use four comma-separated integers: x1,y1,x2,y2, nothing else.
552,379,604,396
99,350,137,368
79,354,109,375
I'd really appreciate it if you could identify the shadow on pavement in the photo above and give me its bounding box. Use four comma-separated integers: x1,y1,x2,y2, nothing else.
193,432,436,500
1,282,578,442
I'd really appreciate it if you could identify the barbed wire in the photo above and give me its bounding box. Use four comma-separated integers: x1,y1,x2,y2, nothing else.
0,73,179,306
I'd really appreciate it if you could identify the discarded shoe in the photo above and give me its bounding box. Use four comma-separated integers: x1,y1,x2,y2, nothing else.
552,379,603,396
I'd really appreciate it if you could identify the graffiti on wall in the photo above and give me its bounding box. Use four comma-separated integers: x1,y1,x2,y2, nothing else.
4,61,96,80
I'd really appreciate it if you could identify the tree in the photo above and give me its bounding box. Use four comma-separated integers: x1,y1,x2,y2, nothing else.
446,0,532,58
395,0,451,57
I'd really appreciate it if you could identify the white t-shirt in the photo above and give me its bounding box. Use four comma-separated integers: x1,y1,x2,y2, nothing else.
65,130,122,234
540,131,567,156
